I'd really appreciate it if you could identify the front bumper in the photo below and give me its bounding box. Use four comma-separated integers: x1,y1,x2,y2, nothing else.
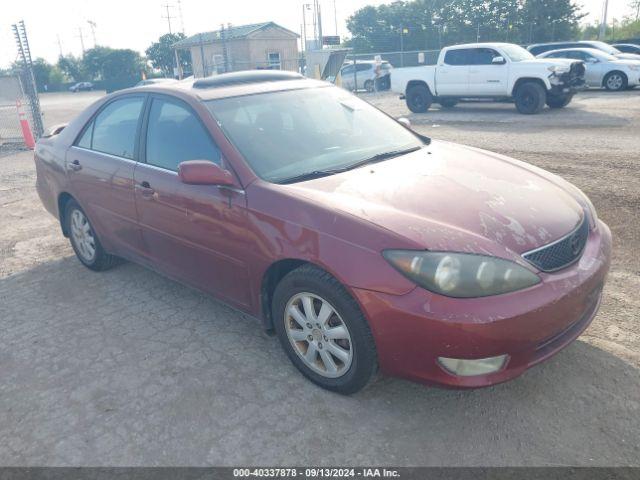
353,220,612,388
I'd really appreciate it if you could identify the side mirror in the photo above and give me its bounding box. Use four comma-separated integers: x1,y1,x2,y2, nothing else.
492,56,506,65
397,117,412,129
178,160,235,186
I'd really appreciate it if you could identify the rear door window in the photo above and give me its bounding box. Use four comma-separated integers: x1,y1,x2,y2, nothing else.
444,49,470,65
90,96,145,159
469,48,501,65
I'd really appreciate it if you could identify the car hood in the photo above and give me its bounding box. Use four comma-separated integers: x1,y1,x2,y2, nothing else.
614,53,640,60
284,141,585,257
520,58,577,68
611,58,640,66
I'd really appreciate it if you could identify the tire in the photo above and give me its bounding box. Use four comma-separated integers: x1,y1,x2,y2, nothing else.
364,80,374,92
272,264,378,395
405,83,433,113
439,98,458,109
546,93,573,109
64,199,117,271
515,82,546,114
603,71,627,91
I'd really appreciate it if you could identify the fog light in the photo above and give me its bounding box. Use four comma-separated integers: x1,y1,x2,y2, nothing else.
438,355,508,376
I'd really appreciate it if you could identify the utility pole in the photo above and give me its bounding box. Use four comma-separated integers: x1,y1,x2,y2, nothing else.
333,0,338,35
77,27,85,55
317,0,323,49
56,34,64,57
221,23,230,73
87,20,97,47
162,3,175,34
476,22,480,42
177,0,185,34
599,0,609,40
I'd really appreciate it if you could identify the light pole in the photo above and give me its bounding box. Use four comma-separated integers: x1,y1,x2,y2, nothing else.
400,26,408,67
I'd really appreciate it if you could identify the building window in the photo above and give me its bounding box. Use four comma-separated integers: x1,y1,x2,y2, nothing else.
267,52,281,70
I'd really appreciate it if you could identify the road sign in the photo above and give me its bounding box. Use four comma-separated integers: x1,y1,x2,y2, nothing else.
322,35,340,46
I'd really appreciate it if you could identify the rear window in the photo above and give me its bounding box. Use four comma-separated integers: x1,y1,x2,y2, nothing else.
444,49,470,65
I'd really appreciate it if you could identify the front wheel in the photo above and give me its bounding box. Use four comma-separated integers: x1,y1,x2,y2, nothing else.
515,82,546,114
546,93,573,109
364,79,374,92
603,71,627,91
405,84,433,113
65,199,117,271
272,265,378,394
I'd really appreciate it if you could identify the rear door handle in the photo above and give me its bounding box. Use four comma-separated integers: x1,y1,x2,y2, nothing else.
68,159,82,172
136,181,155,198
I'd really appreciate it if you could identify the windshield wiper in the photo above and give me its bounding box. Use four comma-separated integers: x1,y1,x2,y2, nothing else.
277,146,423,185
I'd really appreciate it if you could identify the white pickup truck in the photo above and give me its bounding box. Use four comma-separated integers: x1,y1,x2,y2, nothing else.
391,42,586,114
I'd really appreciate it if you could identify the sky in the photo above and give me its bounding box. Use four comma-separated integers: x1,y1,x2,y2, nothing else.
0,0,635,68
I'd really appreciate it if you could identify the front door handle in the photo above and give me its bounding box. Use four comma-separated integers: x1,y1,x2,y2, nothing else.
136,181,156,198
68,159,82,172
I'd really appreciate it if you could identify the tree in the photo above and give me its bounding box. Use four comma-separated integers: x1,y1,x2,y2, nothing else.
101,49,145,82
146,33,190,77
82,46,115,80
345,0,585,53
57,54,84,81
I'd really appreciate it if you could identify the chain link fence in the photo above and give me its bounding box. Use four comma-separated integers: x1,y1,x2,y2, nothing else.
0,72,43,157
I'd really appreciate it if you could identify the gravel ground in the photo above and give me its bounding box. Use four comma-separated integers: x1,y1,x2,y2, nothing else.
0,90,638,466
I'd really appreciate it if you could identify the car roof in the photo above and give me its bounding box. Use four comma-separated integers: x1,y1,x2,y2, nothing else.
541,47,603,54
118,70,329,102
446,42,522,50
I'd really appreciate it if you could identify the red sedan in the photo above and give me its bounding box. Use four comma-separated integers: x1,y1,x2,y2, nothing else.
34,71,611,394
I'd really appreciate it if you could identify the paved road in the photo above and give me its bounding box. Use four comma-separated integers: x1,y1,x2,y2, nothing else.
1,90,639,466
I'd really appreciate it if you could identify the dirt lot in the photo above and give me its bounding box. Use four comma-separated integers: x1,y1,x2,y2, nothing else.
0,90,639,466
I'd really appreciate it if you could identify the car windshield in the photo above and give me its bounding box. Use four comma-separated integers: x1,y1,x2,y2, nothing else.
591,50,617,61
207,87,423,183
501,45,534,62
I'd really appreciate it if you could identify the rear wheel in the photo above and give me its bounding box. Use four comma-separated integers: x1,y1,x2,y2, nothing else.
603,71,627,91
364,79,374,92
272,265,377,394
546,93,573,109
406,84,433,113
515,82,546,114
65,199,117,271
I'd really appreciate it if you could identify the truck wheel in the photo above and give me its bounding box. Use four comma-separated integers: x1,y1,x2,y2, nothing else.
515,82,546,114
546,93,573,109
603,71,627,91
406,84,433,113
439,98,458,109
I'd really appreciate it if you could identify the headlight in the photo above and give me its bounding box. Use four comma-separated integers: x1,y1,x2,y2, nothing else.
547,65,569,74
383,251,540,298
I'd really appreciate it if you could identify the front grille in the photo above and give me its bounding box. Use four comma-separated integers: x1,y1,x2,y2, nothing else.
560,62,586,88
522,216,589,272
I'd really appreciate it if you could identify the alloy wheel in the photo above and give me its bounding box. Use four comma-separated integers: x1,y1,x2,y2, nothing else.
284,292,353,378
607,74,623,90
70,209,96,262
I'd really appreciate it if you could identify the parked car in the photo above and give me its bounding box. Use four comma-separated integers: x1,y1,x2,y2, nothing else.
390,42,585,114
34,70,611,394
69,82,94,92
340,61,392,92
527,41,640,60
612,43,640,55
538,48,640,91
135,78,178,87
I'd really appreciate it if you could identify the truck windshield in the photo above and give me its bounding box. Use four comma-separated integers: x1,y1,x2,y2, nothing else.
207,86,423,184
501,45,535,62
